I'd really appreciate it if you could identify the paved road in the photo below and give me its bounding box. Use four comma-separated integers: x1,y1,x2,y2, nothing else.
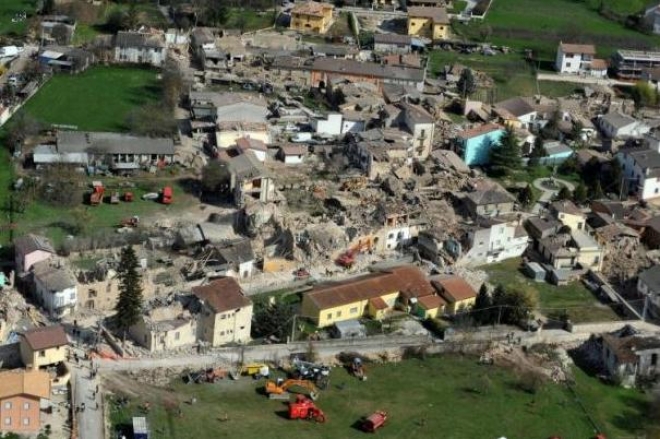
537,72,633,88
531,177,576,214
72,360,104,439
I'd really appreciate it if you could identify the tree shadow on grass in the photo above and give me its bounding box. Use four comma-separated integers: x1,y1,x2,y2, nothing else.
609,394,651,435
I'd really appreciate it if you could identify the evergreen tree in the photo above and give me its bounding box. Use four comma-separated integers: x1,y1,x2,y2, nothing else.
573,182,588,205
457,68,477,97
473,284,492,324
490,127,522,176
519,184,534,207
556,186,571,201
590,180,605,200
115,246,143,335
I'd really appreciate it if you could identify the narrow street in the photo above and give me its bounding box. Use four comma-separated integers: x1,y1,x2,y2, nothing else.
72,361,104,439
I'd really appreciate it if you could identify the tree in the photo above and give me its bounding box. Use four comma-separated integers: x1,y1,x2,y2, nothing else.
490,126,522,176
235,12,248,34
573,182,588,205
126,104,177,137
204,2,229,26
605,158,622,194
105,10,128,32
479,24,492,42
540,109,562,140
633,80,658,108
51,24,70,45
528,136,547,167
556,186,571,201
590,180,604,200
251,301,295,341
473,284,492,324
501,288,536,325
162,59,184,109
125,1,140,30
457,68,477,98
114,246,143,335
518,184,534,206
201,161,230,193
6,112,42,153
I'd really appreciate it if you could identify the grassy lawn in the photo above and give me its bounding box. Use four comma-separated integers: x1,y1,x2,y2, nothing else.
457,0,660,61
0,0,32,36
21,66,161,132
11,176,198,247
428,51,584,101
226,8,274,32
482,258,621,323
109,355,649,439
72,23,101,46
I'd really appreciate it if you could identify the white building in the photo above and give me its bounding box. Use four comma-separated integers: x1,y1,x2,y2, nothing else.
114,31,167,67
617,147,660,201
342,110,366,134
31,260,77,318
555,42,596,74
460,220,529,266
638,265,660,318
599,112,650,139
398,102,435,160
312,113,343,136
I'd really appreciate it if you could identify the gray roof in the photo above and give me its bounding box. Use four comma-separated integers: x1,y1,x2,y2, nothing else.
399,102,433,124
526,216,561,233
32,260,76,292
543,141,573,157
57,131,175,155
311,58,425,83
620,148,660,171
570,229,599,249
14,234,55,256
189,91,268,109
227,150,266,179
465,189,515,206
312,45,355,56
217,239,255,263
601,112,636,130
115,31,165,49
639,265,660,292
495,97,535,118
374,33,412,46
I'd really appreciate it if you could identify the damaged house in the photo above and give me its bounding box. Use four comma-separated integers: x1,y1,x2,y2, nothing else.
31,259,77,318
602,329,660,387
226,151,276,206
346,129,413,180
130,301,197,353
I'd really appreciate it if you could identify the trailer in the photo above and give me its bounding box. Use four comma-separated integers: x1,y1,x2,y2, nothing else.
132,417,149,439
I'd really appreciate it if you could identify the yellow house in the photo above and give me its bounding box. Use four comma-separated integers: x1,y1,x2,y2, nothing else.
433,276,477,315
407,7,449,41
415,295,446,319
19,325,69,369
550,200,586,231
291,1,335,35
301,265,435,327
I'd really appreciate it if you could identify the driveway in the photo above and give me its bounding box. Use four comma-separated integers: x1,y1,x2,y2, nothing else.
536,72,633,88
531,177,575,214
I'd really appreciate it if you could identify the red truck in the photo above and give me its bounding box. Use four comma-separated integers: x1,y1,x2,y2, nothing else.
160,186,173,204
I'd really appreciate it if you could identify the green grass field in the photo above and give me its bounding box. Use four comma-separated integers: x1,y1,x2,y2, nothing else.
429,51,582,100
482,258,621,323
0,0,32,36
22,66,161,132
457,0,660,61
109,355,649,439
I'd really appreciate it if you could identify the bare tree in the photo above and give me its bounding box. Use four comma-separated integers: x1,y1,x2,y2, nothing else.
51,24,71,45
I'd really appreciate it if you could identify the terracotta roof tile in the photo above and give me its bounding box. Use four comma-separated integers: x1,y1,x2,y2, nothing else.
21,325,69,351
560,43,596,55
369,297,388,310
0,369,50,400
417,294,445,309
433,276,477,302
192,278,252,313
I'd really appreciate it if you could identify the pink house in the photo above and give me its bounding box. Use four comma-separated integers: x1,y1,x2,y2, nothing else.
14,235,55,277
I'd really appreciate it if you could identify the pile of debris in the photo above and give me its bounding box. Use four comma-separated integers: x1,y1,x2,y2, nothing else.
482,343,571,383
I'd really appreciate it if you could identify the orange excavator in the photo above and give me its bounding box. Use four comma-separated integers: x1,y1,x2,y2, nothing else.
265,379,319,400
288,395,326,423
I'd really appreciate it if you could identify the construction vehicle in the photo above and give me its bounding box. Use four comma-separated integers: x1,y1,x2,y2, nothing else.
123,192,134,202
230,363,269,379
290,358,330,389
265,379,319,400
205,367,228,382
110,192,120,204
120,216,139,227
351,357,367,381
88,182,105,205
361,411,387,432
160,186,173,204
288,395,326,423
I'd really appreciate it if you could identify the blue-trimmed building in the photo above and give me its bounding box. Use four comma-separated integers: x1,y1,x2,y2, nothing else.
454,123,505,166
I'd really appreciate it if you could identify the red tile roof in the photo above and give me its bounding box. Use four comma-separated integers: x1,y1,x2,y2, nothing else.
369,297,388,310
560,43,596,55
21,325,69,351
292,1,334,16
305,265,434,310
457,123,503,140
192,278,252,313
0,370,50,400
433,276,477,302
417,294,445,310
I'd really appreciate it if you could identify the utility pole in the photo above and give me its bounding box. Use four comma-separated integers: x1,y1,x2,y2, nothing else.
290,314,297,343
496,305,502,326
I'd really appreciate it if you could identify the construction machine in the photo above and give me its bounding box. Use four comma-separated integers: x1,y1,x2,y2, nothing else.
290,358,330,389
361,411,387,432
205,367,228,382
119,216,139,228
265,379,319,400
288,395,326,423
230,363,269,380
88,182,105,205
351,357,367,381
110,192,120,204
160,186,173,204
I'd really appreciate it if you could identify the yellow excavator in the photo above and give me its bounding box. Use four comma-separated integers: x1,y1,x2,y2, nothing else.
265,379,319,400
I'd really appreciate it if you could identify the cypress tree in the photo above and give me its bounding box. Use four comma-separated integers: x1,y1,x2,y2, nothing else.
115,246,143,335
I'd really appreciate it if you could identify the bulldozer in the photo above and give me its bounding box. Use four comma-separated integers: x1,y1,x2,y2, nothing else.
288,395,326,423
230,363,270,380
290,358,330,389
265,379,319,400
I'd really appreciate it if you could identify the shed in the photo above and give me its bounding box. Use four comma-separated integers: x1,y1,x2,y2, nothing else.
333,319,367,339
524,261,546,282
133,417,149,439
550,268,571,286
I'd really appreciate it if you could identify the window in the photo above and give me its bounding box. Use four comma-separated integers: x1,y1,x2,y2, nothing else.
652,353,658,366
4,417,10,425
39,351,45,357
388,233,394,239
336,311,342,318
565,62,571,68
4,402,11,409
350,307,358,314
326,313,332,320
22,418,29,426
174,332,180,341
220,331,225,336
240,326,245,330
23,402,29,410
221,314,226,320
